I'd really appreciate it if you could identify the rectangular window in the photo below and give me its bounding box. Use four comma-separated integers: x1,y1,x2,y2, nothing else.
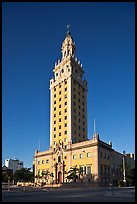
59,125,61,129
59,91,61,95
42,160,44,164
59,132,61,136
87,152,91,157
80,153,83,159
38,161,40,164
87,166,91,175
65,116,67,120
59,98,61,102
54,94,56,98
46,159,49,163
65,101,67,105
78,99,80,102
54,121,56,124
59,84,61,88
59,118,61,122
54,107,56,111
74,95,76,99
54,88,56,91
54,134,56,138
65,87,67,91
54,114,56,118
54,127,56,131
65,123,67,127
80,166,84,175
65,81,67,84
74,102,76,106
59,104,61,108
64,94,67,98
59,111,61,115
65,130,67,134
65,109,67,113
54,101,56,104
73,154,76,160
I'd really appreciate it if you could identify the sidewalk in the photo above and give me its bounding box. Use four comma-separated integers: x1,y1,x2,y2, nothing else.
104,188,135,198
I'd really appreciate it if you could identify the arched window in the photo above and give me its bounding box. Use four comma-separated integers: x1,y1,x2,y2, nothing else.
58,156,61,163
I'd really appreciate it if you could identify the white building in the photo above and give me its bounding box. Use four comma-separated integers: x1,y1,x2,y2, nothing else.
5,158,23,174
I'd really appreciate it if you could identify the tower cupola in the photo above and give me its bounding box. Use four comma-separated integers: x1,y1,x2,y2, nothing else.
61,25,76,59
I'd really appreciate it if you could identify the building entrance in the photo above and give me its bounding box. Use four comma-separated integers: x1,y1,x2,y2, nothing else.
58,171,62,183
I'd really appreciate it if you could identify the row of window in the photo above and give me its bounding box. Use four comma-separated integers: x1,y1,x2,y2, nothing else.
54,112,67,118
54,105,85,111
54,95,84,102
54,81,67,91
54,88,67,97
53,128,67,134
100,152,110,160
74,108,85,112
74,121,85,125
54,87,84,95
54,107,67,112
73,152,91,159
54,101,67,105
54,120,67,125
38,159,49,165
80,165,91,175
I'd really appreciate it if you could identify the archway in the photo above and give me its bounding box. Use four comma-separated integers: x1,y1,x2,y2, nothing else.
58,171,62,183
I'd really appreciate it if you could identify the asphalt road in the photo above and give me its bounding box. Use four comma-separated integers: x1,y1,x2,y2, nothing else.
2,186,135,202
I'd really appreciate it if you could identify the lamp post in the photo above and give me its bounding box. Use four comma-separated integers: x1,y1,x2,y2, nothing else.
123,151,126,186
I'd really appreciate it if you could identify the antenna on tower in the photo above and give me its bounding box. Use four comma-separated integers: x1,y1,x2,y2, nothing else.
94,118,96,134
38,138,40,151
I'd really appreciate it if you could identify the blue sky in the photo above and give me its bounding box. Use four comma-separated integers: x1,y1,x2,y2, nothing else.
2,2,135,168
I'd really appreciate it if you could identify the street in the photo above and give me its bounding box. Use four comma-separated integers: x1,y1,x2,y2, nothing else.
2,186,135,202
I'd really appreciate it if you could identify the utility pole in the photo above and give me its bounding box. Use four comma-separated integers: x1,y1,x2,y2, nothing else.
123,151,126,186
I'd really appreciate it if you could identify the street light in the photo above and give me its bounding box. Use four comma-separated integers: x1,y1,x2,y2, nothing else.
123,151,126,186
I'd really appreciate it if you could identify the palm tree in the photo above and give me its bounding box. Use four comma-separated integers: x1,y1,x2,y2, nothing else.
66,165,80,182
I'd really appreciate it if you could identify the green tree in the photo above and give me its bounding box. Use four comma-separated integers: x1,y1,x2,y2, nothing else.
66,165,80,182
13,168,33,182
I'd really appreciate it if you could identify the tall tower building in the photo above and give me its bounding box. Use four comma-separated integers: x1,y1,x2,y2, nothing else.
50,29,88,149
33,27,135,185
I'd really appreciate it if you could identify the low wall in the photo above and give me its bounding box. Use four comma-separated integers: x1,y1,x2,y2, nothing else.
17,182,34,186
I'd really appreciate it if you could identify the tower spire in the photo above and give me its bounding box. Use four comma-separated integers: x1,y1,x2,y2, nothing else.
67,24,71,35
